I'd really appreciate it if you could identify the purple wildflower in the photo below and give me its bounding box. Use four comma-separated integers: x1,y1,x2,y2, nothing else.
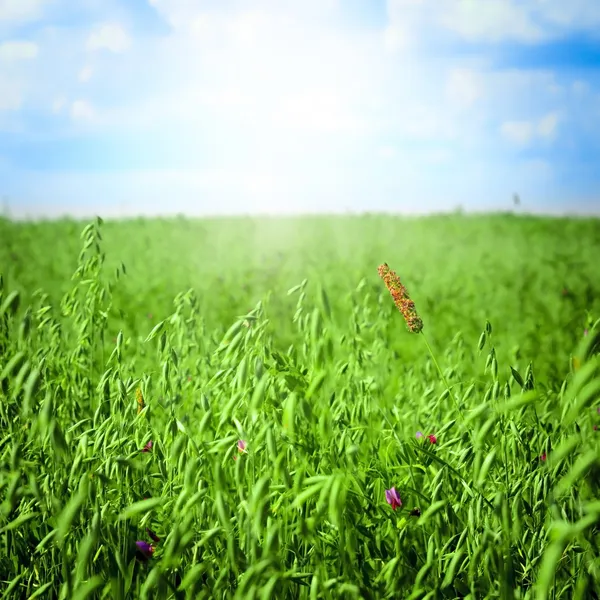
385,487,402,511
136,541,154,560
540,452,547,462
141,440,153,453
416,431,424,439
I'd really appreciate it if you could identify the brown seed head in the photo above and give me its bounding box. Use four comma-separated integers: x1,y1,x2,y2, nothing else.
378,263,423,333
136,387,145,414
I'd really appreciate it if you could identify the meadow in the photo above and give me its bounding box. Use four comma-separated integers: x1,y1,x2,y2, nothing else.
0,212,599,599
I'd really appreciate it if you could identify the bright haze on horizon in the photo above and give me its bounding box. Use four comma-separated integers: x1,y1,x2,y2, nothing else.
1,0,600,219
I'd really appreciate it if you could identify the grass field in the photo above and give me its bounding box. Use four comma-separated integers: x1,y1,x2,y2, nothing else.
0,213,599,599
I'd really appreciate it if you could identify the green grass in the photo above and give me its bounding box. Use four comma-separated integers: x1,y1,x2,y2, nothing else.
0,212,599,599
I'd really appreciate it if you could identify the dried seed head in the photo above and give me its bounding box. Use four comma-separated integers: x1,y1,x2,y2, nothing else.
378,263,423,333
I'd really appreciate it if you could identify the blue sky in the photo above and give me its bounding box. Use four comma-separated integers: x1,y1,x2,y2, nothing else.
1,0,600,218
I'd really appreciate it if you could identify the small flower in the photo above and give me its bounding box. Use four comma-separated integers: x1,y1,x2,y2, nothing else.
233,439,247,461
428,434,437,444
385,487,402,511
409,507,421,517
540,452,547,462
593,425,598,431
146,527,160,543
141,440,153,453
378,263,423,333
416,431,424,439
136,541,154,560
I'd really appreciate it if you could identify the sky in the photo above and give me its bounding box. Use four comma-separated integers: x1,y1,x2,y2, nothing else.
1,0,600,219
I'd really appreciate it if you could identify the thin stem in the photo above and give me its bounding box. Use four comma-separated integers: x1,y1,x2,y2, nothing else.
420,332,466,426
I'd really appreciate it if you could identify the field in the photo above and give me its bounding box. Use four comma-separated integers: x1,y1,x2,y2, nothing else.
0,213,599,599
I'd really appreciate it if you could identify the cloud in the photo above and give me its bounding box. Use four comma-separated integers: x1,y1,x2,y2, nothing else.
378,145,396,159
1,0,599,217
500,112,560,145
537,112,559,139
385,0,600,45
0,41,38,60
536,1,600,28
445,68,483,110
70,99,95,120
439,1,545,43
52,96,66,113
0,75,20,109
0,0,46,22
78,65,93,82
500,120,535,145
86,23,131,53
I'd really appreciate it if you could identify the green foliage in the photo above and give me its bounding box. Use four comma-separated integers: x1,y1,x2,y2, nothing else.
0,213,599,599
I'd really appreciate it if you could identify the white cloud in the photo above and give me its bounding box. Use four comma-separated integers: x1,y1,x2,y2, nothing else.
2,0,600,217
86,23,131,53
378,145,396,159
519,158,551,178
52,96,66,113
572,80,589,95
383,24,411,53
78,65,93,82
385,0,600,45
70,99,95,120
500,112,560,145
0,76,20,109
537,112,559,139
0,0,45,22
0,41,38,60
439,1,544,43
536,1,600,28
500,120,534,145
445,68,483,110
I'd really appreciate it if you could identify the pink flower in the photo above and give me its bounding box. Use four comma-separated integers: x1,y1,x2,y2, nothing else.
234,439,247,461
428,434,437,444
540,452,547,462
385,487,402,511
141,440,153,453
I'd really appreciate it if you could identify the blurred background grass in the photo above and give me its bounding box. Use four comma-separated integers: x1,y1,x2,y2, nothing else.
1,213,598,389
